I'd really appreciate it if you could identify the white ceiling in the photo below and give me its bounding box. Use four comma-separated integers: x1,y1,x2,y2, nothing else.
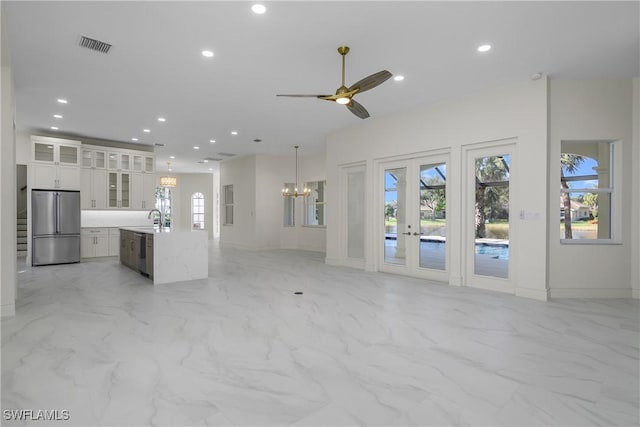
4,1,639,173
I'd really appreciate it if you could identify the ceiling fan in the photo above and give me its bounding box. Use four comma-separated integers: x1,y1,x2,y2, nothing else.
277,46,392,119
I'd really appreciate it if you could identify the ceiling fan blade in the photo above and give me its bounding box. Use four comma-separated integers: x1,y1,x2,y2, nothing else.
276,94,331,98
347,98,370,119
348,70,393,94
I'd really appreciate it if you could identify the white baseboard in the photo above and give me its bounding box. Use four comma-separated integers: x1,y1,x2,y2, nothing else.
550,288,632,299
516,286,549,301
1,303,15,317
449,275,463,287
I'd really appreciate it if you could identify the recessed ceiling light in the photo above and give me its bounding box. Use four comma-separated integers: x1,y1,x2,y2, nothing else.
231,131,238,135
203,159,209,163
168,168,172,172
50,126,59,130
169,156,175,159
477,44,492,53
208,168,213,171
53,114,63,119
193,146,200,150
251,4,266,14
131,138,139,141
201,50,214,58
393,75,405,81
143,129,151,133
157,117,166,122
57,98,68,104
209,139,216,143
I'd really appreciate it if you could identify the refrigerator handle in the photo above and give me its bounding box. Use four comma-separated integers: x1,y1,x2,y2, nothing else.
55,192,61,234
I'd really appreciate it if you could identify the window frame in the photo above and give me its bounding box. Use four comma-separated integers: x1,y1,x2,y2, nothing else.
560,140,620,245
223,184,234,226
303,180,327,228
191,192,205,230
283,183,296,227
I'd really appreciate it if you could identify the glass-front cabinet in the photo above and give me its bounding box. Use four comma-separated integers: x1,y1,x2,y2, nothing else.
31,136,81,190
108,172,131,208
81,149,106,169
108,152,130,171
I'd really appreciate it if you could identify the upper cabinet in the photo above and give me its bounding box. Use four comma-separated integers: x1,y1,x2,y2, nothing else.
31,136,81,190
81,148,106,169
132,154,155,173
79,143,155,210
108,152,130,171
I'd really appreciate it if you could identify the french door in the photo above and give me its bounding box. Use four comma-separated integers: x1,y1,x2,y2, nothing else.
464,142,516,293
379,154,449,282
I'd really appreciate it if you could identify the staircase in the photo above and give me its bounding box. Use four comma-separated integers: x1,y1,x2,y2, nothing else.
17,210,27,258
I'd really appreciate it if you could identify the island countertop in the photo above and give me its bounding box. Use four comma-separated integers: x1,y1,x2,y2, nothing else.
119,227,208,284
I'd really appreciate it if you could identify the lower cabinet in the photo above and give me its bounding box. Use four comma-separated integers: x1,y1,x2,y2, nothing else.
81,228,120,258
81,228,109,258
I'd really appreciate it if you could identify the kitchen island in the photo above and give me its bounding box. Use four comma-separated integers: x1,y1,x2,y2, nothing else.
119,227,208,284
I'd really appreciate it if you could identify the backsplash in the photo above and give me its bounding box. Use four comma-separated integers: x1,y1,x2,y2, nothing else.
81,210,155,228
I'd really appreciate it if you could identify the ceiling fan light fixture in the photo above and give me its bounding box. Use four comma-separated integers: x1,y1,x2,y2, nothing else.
336,97,350,105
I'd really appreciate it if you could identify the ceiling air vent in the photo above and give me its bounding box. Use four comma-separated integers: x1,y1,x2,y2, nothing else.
204,157,223,161
217,152,236,157
79,36,112,54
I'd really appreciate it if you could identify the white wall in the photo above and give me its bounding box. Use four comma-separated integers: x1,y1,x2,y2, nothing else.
219,152,327,251
548,80,634,298
170,173,215,240
1,3,16,316
219,155,257,248
326,78,549,300
633,78,640,299
15,129,29,165
81,210,154,228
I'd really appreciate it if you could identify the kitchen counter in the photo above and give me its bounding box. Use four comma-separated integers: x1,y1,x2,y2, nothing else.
119,227,208,284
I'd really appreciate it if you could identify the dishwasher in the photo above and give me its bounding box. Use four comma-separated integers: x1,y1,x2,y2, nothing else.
135,233,149,276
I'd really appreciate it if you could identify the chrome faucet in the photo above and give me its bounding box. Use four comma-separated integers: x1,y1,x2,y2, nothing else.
148,209,164,228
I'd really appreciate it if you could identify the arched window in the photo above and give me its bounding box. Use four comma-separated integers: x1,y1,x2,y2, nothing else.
192,192,205,230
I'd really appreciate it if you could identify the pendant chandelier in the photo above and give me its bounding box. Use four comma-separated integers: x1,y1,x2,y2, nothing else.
160,161,177,188
282,145,310,197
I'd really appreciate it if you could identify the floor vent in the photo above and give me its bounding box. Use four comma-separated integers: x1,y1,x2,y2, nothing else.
79,36,112,54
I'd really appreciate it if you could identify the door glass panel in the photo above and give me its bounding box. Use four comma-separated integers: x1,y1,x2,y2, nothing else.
121,173,130,208
384,167,407,265
347,169,365,259
34,143,54,162
145,157,154,172
419,163,446,270
474,155,510,278
95,152,105,168
109,172,118,207
82,150,92,167
59,145,77,164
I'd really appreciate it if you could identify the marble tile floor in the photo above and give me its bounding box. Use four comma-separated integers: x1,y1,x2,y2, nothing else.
2,245,638,426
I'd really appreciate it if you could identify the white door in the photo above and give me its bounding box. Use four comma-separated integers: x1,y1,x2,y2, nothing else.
464,142,516,293
379,154,450,281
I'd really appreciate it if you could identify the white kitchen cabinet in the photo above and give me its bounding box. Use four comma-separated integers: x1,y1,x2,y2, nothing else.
31,136,81,190
108,228,120,256
81,228,109,258
80,168,107,209
108,171,131,209
131,173,157,209
81,148,106,169
108,152,131,171
144,156,154,173
133,154,155,174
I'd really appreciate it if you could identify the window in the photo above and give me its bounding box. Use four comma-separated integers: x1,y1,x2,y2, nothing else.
155,187,172,228
223,185,233,225
191,192,205,230
283,183,295,227
560,140,617,241
303,180,326,227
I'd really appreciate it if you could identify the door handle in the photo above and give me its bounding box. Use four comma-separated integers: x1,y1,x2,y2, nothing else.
412,232,420,236
401,232,411,236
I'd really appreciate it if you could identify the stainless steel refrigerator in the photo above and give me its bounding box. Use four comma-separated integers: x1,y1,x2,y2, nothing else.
32,190,81,266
